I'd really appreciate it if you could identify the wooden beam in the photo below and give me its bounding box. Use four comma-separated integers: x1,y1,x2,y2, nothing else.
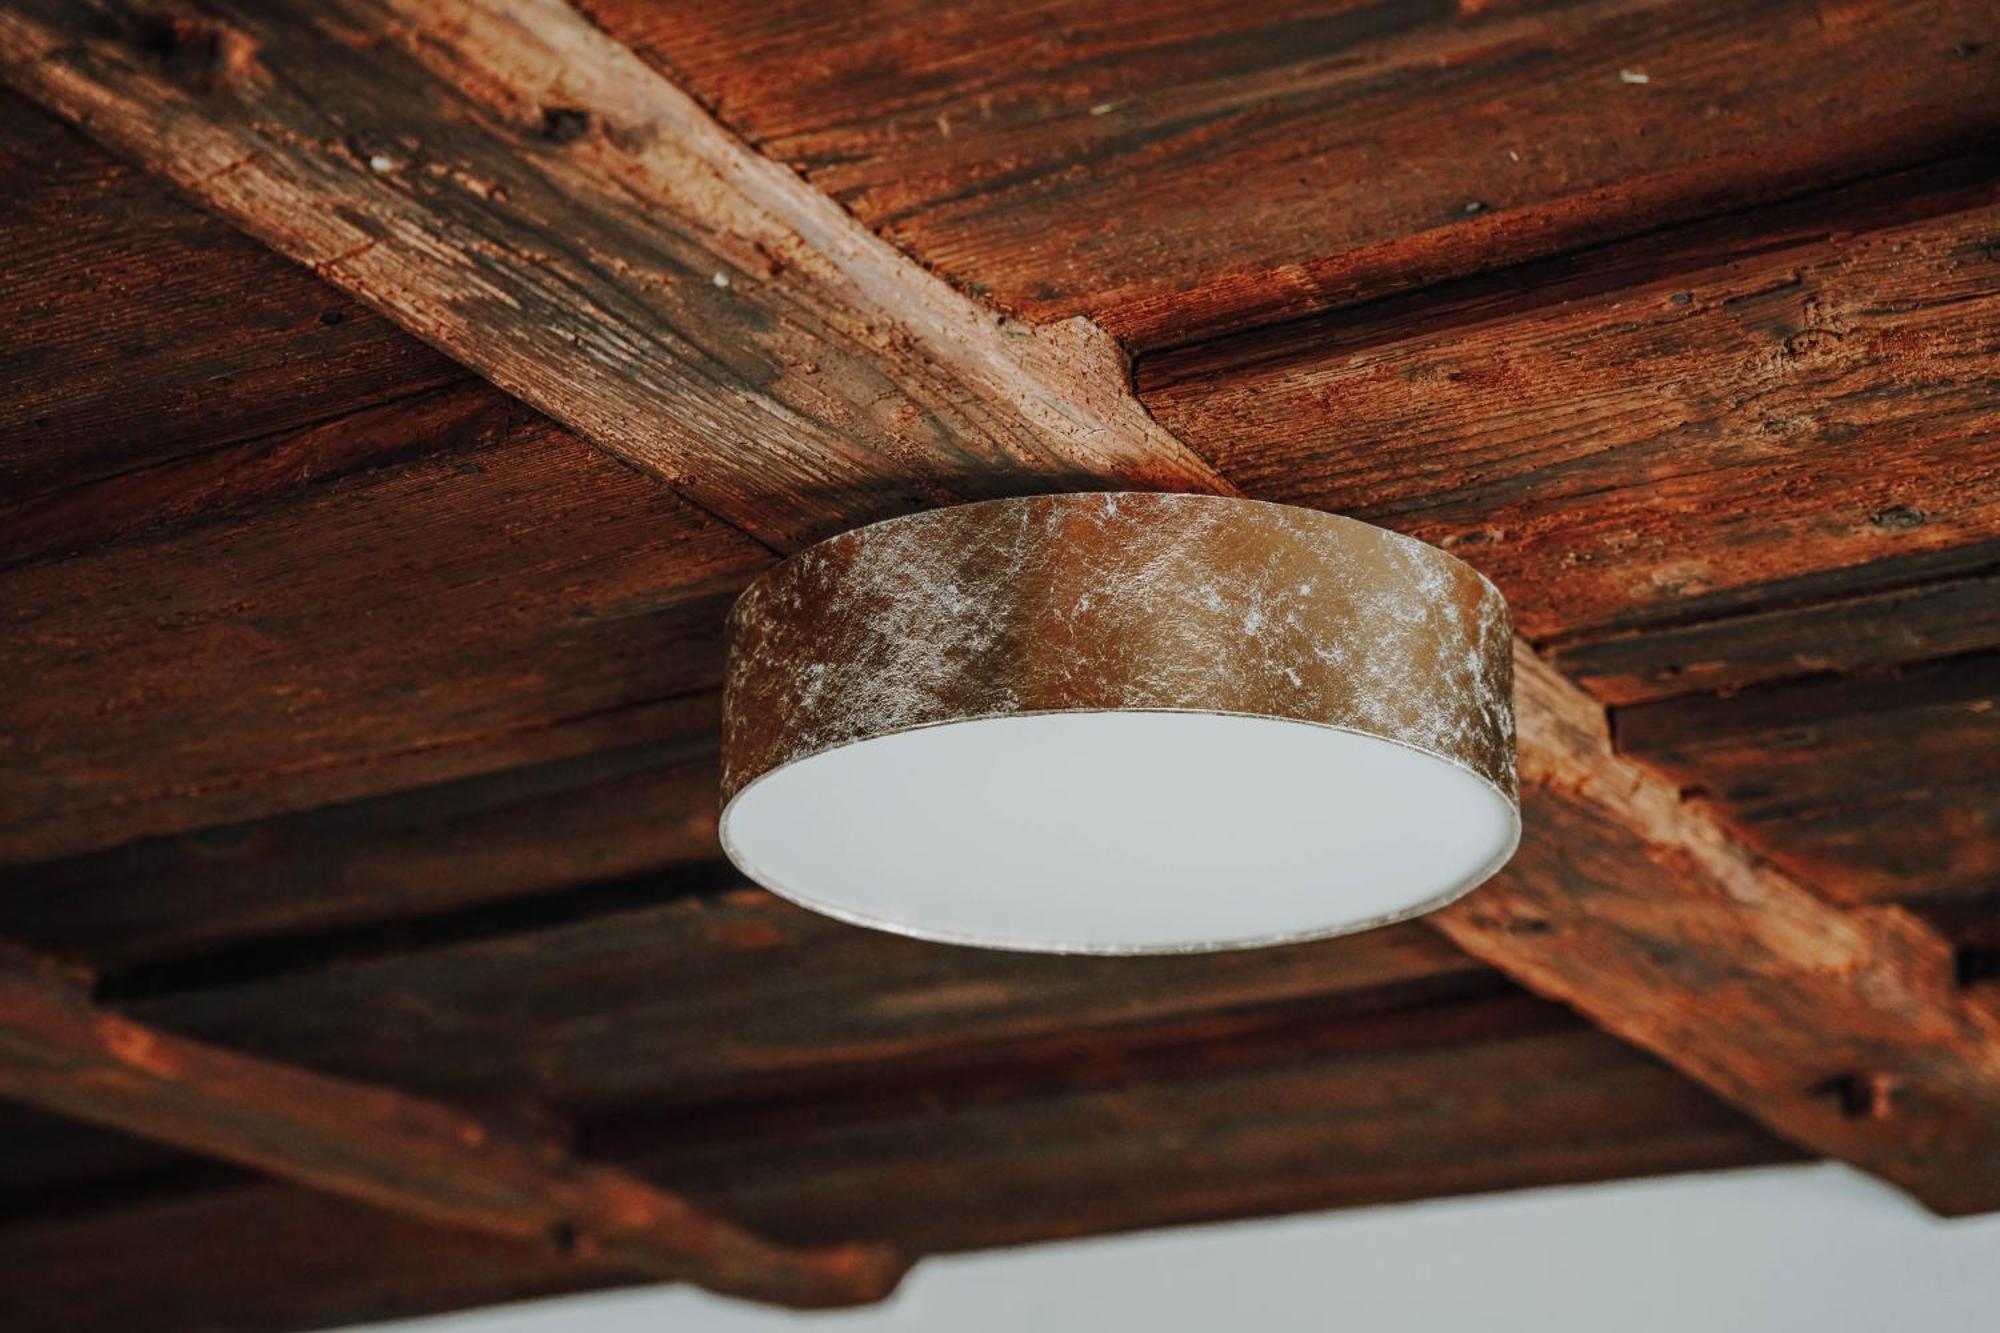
0,996,1792,1333
0,942,904,1308
1612,651,2000,907
1435,648,2000,1217
6,0,2000,1218
0,0,1219,551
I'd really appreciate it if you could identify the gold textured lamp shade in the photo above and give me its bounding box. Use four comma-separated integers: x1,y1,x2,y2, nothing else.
719,493,1518,954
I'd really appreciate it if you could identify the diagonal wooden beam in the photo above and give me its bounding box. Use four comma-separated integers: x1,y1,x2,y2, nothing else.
5,0,2000,1216
1438,649,2000,1217
0,0,1218,550
0,941,905,1309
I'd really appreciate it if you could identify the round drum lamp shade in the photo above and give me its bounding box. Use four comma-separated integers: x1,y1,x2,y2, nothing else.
719,493,1519,955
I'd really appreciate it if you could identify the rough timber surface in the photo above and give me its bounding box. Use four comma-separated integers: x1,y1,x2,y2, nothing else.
0,0,1996,1326
0,994,1794,1333
584,0,2000,345
0,91,464,504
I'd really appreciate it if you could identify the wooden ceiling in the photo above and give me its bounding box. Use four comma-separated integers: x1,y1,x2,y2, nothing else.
0,0,1995,1327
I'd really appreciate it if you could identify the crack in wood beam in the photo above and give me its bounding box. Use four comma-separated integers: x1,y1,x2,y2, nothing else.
5,0,2000,1218
0,940,905,1308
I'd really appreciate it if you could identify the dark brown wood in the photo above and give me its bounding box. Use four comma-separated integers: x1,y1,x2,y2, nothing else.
584,0,2000,346
1142,156,2000,654
1551,569,2000,705
1433,648,2000,1217
0,995,1794,1333
0,390,766,862
1614,652,2000,906
623,996,1796,1254
3,380,502,569
3,0,1996,1250
0,719,724,970
0,0,1222,551
0,91,464,503
113,887,1496,1113
0,941,905,1308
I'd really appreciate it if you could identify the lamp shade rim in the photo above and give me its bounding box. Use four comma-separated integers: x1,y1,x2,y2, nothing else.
718,705,1523,956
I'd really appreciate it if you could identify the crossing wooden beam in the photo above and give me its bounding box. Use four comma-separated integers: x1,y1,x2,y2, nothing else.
0,941,905,1308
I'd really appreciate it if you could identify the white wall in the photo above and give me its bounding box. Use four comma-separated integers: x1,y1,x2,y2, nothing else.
358,1164,1999,1333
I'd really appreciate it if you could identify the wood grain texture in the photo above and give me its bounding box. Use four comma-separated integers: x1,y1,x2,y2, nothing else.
0,388,765,863
0,0,1221,551
1432,646,2000,1216
0,715,723,970
584,0,2000,345
1144,156,2000,656
1551,568,2000,705
3,0,1994,1237
621,996,1796,1254
113,886,1498,1113
0,997,1794,1333
0,90,464,503
1615,652,2000,906
0,942,903,1308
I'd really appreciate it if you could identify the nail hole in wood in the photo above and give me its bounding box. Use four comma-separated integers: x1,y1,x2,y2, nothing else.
541,107,594,144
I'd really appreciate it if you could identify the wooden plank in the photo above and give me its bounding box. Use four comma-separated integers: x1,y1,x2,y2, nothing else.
1431,646,2000,1217
113,888,1498,1112
0,0,1221,551
623,997,1796,1254
0,997,1794,1333
0,720,723,970
1614,652,2000,905
0,1182,602,1333
0,390,766,863
582,0,2000,345
1142,156,2000,650
1761,788,2000,910
3,380,503,568
0,90,463,503
1550,568,2000,705
0,942,905,1309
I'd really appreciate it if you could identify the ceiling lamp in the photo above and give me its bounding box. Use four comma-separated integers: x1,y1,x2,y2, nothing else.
719,493,1518,954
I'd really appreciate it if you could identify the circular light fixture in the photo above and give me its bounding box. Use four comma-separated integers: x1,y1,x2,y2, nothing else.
719,493,1518,954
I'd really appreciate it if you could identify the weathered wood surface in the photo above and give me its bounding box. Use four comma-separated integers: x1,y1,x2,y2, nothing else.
0,91,464,503
1433,647,2000,1216
6,0,1999,1223
1,1180,603,1333
0,942,905,1308
111,887,1496,1111
1143,156,2000,660
0,996,1793,1333
0,723,725,970
0,387,765,863
0,0,1221,552
617,995,1794,1254
1552,568,2000,706
1615,652,2000,907
585,0,2000,345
